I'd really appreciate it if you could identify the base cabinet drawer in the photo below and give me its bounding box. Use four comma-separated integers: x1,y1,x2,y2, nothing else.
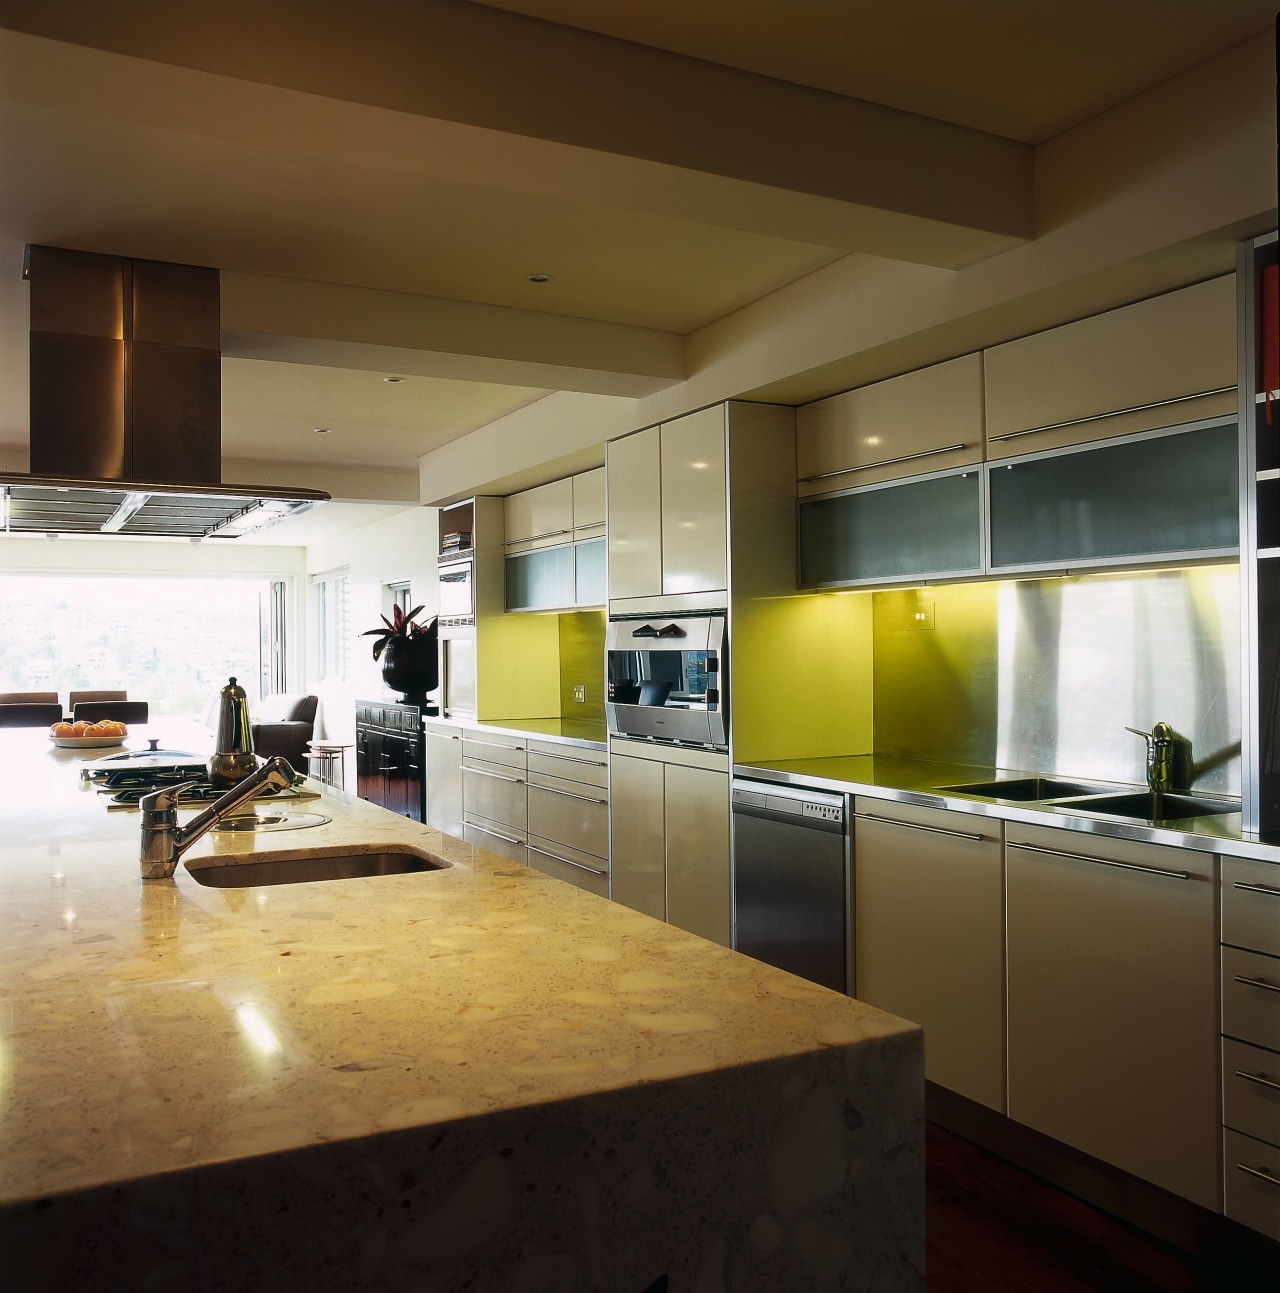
461,734,527,772
1224,1037,1280,1150
463,816,527,865
1223,946,1280,1051
528,776,609,860
853,797,1005,1112
462,759,527,831
527,746,608,789
1006,825,1220,1210
1225,1128,1280,1242
527,834,609,899
1223,858,1280,959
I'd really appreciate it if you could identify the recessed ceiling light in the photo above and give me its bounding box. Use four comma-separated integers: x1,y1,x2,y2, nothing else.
526,273,553,284
383,376,405,383
313,427,332,434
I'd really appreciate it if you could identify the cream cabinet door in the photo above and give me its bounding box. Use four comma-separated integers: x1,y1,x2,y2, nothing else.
664,763,731,947
572,467,606,531
660,407,727,597
609,752,665,920
797,354,984,494
984,276,1237,457
1005,824,1219,1210
504,477,573,549
852,797,1005,1111
606,428,662,599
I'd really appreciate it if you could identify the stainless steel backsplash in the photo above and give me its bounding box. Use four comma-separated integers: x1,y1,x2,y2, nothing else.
872,566,1240,794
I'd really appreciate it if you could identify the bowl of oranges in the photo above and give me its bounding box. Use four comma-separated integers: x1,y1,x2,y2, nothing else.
49,719,128,749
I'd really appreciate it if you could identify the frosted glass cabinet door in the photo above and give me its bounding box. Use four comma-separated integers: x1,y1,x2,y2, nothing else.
988,422,1238,570
607,427,663,599
660,407,728,597
505,545,574,611
799,468,982,587
574,538,606,606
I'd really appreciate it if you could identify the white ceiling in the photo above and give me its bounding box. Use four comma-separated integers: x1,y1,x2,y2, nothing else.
221,359,548,471
476,0,1277,144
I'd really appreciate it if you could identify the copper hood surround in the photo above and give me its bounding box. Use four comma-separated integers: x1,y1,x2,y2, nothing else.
0,245,328,539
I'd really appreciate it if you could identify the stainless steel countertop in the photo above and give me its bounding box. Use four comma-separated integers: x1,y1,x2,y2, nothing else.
424,715,607,753
732,754,1280,866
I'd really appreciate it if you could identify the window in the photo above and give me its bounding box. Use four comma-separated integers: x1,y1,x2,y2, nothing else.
315,571,350,682
0,573,280,714
387,581,412,618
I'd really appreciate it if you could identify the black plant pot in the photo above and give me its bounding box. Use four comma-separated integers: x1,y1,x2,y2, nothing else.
380,630,438,703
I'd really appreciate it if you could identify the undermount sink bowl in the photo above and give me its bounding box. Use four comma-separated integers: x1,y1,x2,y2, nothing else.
186,850,448,888
1052,792,1239,822
940,777,1115,802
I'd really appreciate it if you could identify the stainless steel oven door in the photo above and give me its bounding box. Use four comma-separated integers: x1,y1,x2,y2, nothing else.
605,613,726,748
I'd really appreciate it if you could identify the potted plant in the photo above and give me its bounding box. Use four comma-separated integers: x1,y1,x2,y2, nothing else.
362,603,439,704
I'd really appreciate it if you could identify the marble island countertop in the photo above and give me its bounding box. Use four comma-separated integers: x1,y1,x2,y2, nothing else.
1,726,922,1291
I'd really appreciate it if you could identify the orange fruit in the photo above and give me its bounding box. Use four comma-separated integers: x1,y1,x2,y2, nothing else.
71,721,90,736
51,722,74,737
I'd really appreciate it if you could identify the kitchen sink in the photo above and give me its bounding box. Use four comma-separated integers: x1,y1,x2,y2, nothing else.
186,850,448,888
940,777,1116,802
1052,792,1239,822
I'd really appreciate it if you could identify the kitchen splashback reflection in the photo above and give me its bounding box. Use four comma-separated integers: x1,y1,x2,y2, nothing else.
873,566,1240,795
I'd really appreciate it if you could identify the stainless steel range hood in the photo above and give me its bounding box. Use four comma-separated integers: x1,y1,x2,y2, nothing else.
1,245,328,539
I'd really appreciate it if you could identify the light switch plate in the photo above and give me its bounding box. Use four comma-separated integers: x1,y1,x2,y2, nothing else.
573,684,586,704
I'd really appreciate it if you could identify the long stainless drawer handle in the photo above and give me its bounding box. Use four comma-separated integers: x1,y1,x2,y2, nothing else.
533,749,606,767
1233,881,1280,898
1235,974,1280,996
464,737,524,752
466,822,522,846
986,386,1236,443
462,765,525,785
1009,841,1190,880
855,812,985,843
800,443,967,483
530,782,608,806
1237,1163,1280,1189
513,527,572,543
527,843,607,877
1236,1069,1280,1093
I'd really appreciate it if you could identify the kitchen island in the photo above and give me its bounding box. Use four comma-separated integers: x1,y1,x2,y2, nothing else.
0,726,923,1292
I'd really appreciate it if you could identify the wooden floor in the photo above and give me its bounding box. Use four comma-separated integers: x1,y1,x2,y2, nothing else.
926,1124,1278,1292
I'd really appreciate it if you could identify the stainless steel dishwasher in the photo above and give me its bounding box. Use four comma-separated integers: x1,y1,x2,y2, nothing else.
731,778,849,993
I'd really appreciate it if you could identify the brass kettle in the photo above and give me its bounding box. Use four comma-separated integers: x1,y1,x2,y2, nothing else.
209,676,257,788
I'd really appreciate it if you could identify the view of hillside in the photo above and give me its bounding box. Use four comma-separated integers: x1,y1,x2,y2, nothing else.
0,574,272,715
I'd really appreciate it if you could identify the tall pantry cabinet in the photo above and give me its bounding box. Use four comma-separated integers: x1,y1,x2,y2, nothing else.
605,402,796,950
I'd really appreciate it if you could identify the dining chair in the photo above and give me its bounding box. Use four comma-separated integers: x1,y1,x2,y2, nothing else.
0,691,58,705
0,703,64,728
73,700,149,725
68,690,127,709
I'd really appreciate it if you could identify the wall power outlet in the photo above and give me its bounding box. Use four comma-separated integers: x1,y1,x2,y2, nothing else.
572,684,586,704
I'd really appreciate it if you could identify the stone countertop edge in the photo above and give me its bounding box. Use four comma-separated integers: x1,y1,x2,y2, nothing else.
733,754,1278,864
0,765,916,1210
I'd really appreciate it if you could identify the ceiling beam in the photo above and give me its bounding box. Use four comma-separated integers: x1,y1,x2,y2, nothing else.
0,1,1032,267
221,274,685,399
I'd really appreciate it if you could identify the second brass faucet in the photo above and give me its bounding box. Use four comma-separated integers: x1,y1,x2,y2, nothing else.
1126,722,1176,794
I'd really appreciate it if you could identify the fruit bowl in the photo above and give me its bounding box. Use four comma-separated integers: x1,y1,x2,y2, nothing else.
49,723,128,749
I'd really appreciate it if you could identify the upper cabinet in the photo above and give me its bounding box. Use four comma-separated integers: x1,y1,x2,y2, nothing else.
984,276,1237,458
504,477,573,551
796,354,984,493
572,467,605,533
504,468,606,612
660,407,728,598
607,408,729,605
606,426,663,599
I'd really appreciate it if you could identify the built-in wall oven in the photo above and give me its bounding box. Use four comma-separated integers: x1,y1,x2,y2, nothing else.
605,613,727,749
